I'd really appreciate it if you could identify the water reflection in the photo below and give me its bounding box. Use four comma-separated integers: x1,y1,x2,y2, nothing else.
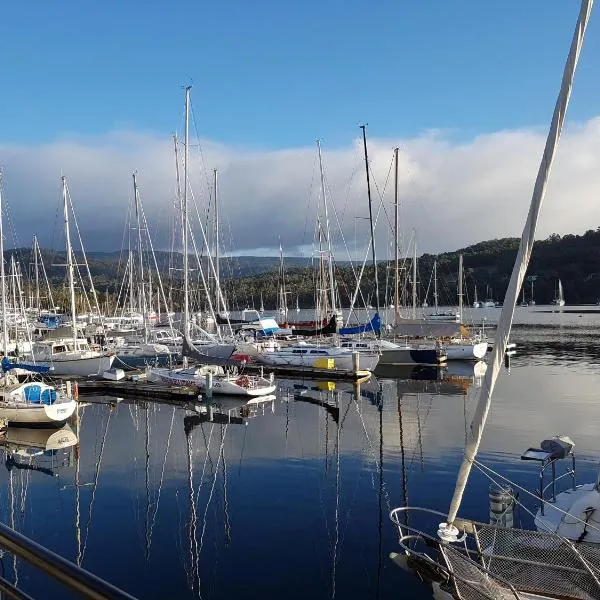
0,325,598,599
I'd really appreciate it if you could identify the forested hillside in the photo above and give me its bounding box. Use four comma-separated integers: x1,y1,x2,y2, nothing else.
7,228,600,311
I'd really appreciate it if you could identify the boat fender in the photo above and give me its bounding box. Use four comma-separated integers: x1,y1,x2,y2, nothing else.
236,375,250,388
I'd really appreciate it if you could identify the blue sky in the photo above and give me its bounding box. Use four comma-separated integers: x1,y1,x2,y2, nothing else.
2,1,599,147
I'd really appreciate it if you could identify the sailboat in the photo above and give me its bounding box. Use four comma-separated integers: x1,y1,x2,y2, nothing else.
148,87,274,398
0,176,76,425
472,285,481,308
389,3,598,598
30,177,114,376
553,278,566,307
444,255,489,361
113,173,172,370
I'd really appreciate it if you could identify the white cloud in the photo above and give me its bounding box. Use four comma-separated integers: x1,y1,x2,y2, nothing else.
1,117,599,256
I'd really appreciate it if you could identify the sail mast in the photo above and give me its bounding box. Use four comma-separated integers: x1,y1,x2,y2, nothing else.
0,173,8,359
393,147,400,325
317,140,337,318
441,0,593,539
62,177,79,343
360,125,380,335
458,254,463,323
433,259,438,313
33,235,40,312
411,237,417,319
133,172,148,342
183,86,191,338
213,168,220,311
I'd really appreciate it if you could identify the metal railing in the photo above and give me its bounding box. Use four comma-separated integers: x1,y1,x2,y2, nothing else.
0,521,136,599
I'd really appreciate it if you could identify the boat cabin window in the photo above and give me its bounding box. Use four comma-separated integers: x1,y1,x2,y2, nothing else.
309,350,327,355
292,349,308,354
54,345,66,353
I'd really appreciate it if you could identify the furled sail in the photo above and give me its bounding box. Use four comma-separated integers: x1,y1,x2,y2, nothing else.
339,313,381,336
182,335,241,368
441,0,594,539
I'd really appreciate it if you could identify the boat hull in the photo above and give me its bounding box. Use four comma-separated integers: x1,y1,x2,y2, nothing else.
0,400,77,425
257,352,379,372
147,368,276,397
445,341,488,361
378,348,445,366
36,355,115,377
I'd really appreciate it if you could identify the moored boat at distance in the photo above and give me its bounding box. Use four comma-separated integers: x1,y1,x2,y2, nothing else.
255,342,379,372
147,367,276,397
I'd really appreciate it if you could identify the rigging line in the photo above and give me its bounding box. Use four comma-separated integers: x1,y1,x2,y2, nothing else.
330,395,352,599
220,432,231,545
301,151,319,251
185,429,199,593
197,423,228,600
147,406,177,556
144,406,151,561
472,459,600,536
67,184,102,320
195,423,216,507
80,407,113,565
351,396,392,513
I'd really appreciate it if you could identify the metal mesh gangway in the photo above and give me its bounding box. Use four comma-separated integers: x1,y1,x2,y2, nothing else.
390,506,600,600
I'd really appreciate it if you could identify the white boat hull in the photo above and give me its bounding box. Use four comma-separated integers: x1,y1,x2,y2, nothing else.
37,355,115,376
445,341,488,361
0,399,77,425
147,368,276,397
257,352,379,372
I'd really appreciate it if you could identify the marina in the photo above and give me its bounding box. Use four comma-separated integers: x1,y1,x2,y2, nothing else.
0,319,595,598
0,0,599,597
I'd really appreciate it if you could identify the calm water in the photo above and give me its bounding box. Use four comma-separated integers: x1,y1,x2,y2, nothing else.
1,307,600,599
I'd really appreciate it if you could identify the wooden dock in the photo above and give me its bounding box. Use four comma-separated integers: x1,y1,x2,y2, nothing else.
74,379,200,401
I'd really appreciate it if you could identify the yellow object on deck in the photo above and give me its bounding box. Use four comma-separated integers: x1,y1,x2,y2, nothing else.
317,381,336,391
313,358,335,369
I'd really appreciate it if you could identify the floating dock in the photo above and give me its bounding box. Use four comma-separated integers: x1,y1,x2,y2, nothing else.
67,379,200,401
243,363,371,381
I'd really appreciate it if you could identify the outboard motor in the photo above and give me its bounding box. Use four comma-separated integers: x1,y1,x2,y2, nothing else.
540,435,575,460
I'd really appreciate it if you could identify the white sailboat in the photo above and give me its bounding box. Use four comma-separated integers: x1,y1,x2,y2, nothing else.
553,278,566,307
0,175,76,425
389,3,598,599
148,87,274,397
472,285,481,308
444,255,489,360
30,177,114,376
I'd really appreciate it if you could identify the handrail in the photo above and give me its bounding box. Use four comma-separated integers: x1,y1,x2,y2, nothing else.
0,521,136,599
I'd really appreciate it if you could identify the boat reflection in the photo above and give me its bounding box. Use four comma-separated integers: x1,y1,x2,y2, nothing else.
1,424,78,477
184,395,277,431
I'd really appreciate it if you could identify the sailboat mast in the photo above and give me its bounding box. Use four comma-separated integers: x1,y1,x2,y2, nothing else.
411,238,417,319
133,172,148,342
433,259,438,312
62,176,78,343
317,140,336,316
33,235,40,312
360,125,380,329
458,254,463,323
0,174,8,357
213,168,220,311
442,0,592,537
394,147,400,325
183,86,191,337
